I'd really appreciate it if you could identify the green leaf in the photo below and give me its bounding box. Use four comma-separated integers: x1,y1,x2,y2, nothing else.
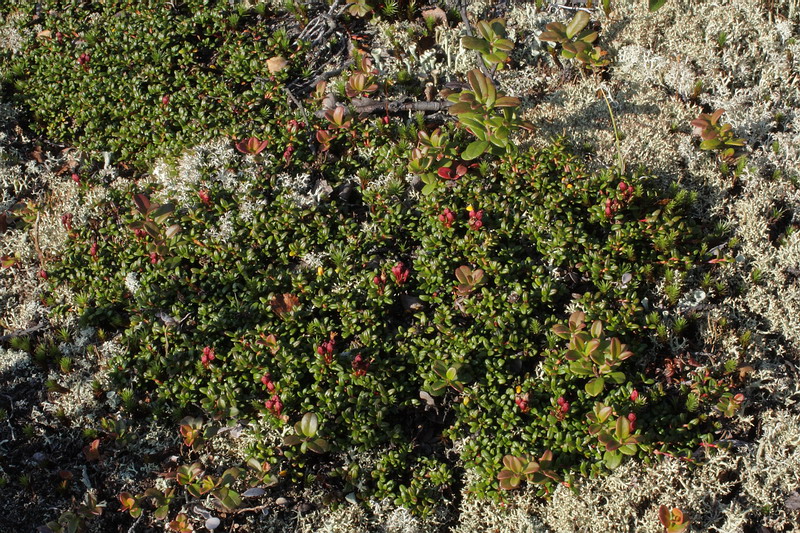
494,38,515,52
566,11,589,39
538,30,563,43
299,412,318,437
154,504,170,520
608,371,626,384
603,450,622,469
585,377,605,396
619,443,638,456
462,140,489,160
494,96,520,108
461,36,490,52
448,102,473,115
649,0,667,11
283,434,302,446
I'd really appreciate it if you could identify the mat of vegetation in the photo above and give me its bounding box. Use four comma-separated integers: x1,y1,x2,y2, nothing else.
1,0,798,532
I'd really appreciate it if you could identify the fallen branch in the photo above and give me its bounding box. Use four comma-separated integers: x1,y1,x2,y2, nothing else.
283,86,317,155
457,0,494,80
316,98,453,118
0,323,46,343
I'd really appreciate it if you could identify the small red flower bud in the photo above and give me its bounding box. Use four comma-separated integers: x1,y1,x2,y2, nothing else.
197,189,211,206
149,252,159,264
627,412,637,430
71,173,80,183
391,262,409,285
39,269,48,280
439,208,455,228
619,182,628,192
630,389,639,402
352,353,370,376
89,242,98,258
162,95,170,106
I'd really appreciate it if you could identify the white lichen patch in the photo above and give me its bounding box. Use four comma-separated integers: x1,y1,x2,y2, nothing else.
0,347,31,374
148,138,264,207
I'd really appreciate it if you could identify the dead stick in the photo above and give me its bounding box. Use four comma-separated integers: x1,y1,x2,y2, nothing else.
283,86,317,155
458,0,493,80
316,99,453,118
0,323,46,342
33,211,45,270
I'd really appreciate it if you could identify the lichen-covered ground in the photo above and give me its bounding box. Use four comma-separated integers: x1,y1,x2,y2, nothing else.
2,0,800,531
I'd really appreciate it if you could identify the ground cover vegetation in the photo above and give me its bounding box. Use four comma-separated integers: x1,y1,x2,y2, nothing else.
1,0,798,531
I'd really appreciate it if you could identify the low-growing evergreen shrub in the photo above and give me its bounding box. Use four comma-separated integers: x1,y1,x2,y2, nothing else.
2,0,302,166
3,0,748,519
49,122,737,511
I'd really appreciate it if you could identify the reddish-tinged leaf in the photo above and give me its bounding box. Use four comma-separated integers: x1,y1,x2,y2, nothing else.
83,439,101,462
133,193,151,214
236,137,269,155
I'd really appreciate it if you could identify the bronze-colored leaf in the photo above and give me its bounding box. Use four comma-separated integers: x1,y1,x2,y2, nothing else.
271,293,299,315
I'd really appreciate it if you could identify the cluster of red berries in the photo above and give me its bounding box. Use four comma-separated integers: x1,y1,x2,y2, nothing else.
552,396,571,421
391,262,410,285
261,373,276,392
265,394,283,417
604,182,634,218
515,393,530,413
468,209,483,230
201,346,216,368
438,208,455,228
352,353,370,376
317,336,336,364
197,189,211,206
282,143,294,164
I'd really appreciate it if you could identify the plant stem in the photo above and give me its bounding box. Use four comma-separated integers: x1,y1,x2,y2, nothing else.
599,87,625,176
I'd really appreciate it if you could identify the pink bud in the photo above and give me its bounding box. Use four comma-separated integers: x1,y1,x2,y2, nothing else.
619,182,628,192
162,95,170,106
630,389,639,402
71,173,80,183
